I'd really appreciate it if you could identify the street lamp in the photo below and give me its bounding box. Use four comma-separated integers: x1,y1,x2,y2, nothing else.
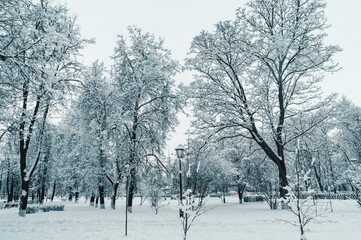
175,144,185,217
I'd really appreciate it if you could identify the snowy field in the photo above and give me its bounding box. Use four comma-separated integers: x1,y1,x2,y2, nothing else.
0,197,360,240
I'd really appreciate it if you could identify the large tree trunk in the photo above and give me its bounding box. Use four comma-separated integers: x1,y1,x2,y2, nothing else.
40,151,49,204
40,185,45,204
127,104,139,213
68,193,73,201
313,165,324,192
90,194,95,206
0,164,3,199
248,116,289,200
237,183,246,204
99,185,105,209
98,130,106,209
95,196,99,208
127,175,135,213
51,181,56,202
111,183,119,210
252,139,289,199
37,189,41,203
7,170,14,202
278,160,288,200
18,91,48,216
19,180,29,217
19,142,29,217
127,146,137,213
327,153,337,194
74,191,79,203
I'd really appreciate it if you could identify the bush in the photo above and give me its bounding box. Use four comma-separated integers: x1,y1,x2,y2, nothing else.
243,195,264,202
26,204,65,214
2,202,19,209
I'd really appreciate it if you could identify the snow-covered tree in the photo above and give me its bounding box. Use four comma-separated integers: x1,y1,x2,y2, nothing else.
0,0,88,216
186,0,340,200
112,26,180,212
77,61,115,209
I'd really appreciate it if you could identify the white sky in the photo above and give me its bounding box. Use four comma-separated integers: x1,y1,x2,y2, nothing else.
60,0,361,152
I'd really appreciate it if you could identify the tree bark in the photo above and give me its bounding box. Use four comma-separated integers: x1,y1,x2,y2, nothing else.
278,160,288,200
68,193,73,201
90,194,95,206
127,102,139,213
247,115,289,200
74,191,79,203
18,90,49,216
127,175,135,213
237,183,246,204
111,182,119,210
19,180,29,217
37,189,41,203
19,141,30,216
99,185,105,209
313,165,324,192
6,167,14,202
95,196,99,208
40,149,49,204
51,181,56,202
0,162,3,199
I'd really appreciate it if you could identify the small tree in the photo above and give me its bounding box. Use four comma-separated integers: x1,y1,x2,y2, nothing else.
179,192,207,240
282,143,328,240
144,167,168,215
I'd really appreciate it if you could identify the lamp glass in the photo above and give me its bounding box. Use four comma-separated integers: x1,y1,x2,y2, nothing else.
175,145,185,158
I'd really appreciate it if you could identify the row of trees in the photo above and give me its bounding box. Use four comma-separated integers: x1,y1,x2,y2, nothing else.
0,0,181,216
0,0,89,216
0,0,360,219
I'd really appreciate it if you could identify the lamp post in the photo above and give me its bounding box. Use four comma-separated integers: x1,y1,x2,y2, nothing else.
175,144,185,217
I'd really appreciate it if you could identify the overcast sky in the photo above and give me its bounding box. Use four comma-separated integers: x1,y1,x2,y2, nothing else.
60,0,361,152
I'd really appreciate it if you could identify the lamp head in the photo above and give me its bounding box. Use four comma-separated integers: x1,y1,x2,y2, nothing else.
175,144,185,158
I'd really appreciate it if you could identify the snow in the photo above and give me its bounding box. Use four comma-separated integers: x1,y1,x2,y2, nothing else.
0,197,360,240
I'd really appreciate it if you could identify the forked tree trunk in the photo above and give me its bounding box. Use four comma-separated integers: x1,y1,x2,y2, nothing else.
18,91,49,216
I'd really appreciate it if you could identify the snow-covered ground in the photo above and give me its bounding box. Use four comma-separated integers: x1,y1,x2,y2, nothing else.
0,196,360,240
